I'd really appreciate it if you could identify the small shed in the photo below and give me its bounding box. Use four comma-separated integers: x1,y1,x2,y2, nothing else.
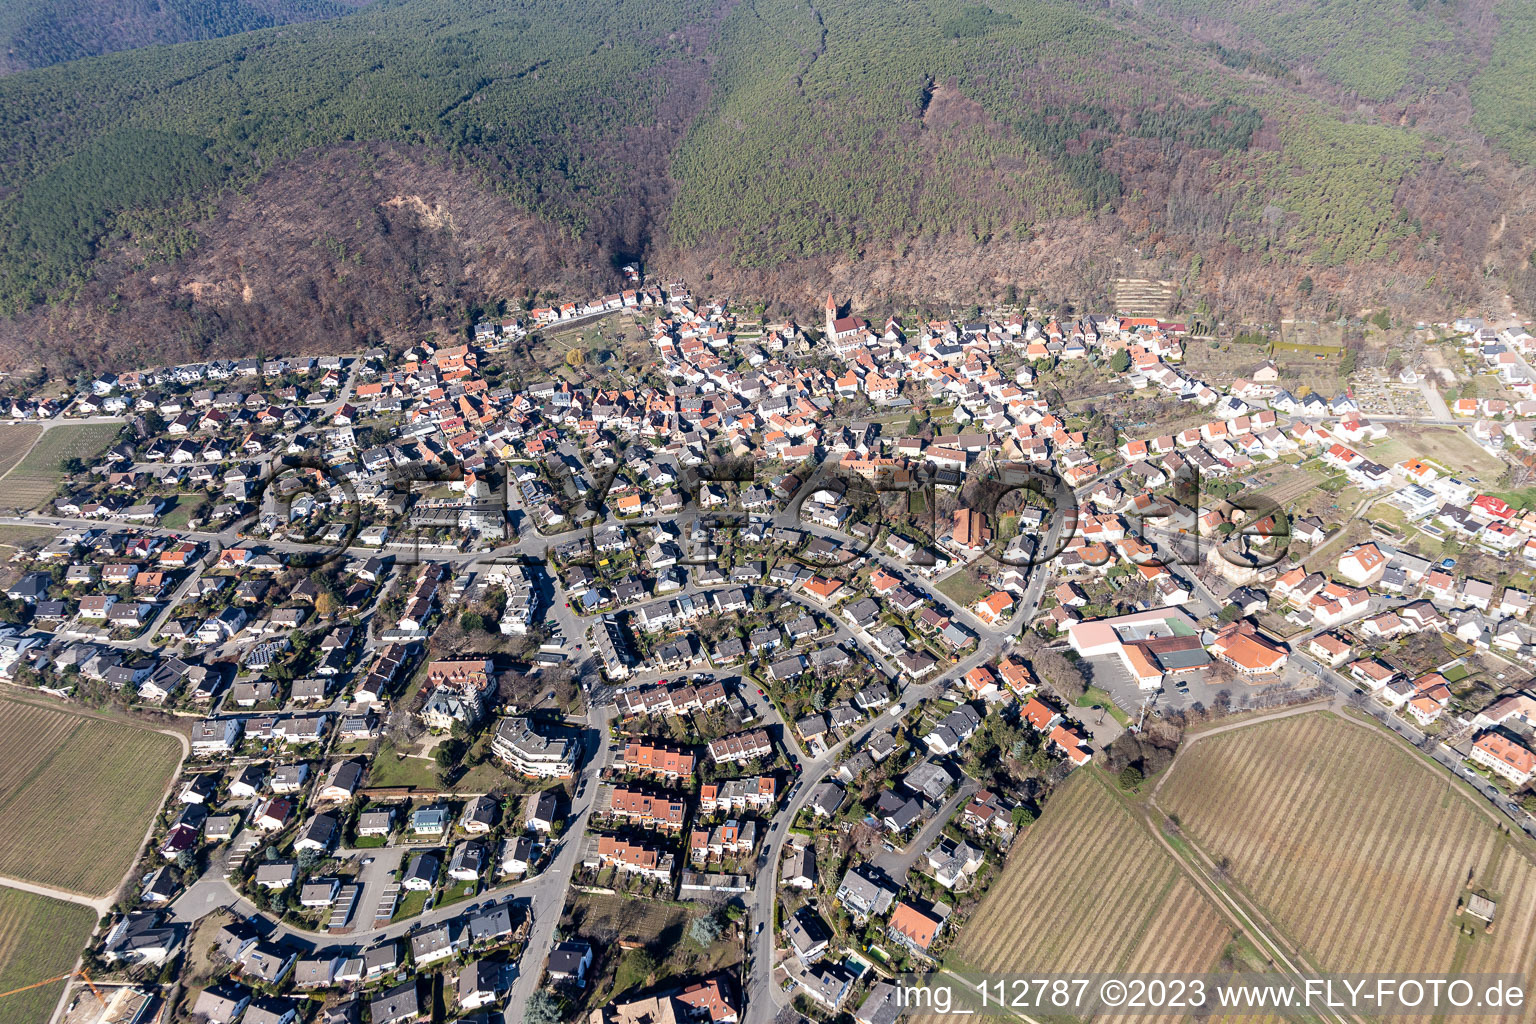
1465,894,1497,924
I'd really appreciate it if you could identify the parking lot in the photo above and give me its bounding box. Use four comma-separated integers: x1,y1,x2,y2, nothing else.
1084,653,1251,721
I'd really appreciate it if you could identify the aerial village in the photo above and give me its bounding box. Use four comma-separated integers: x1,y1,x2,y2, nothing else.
2,271,1536,1024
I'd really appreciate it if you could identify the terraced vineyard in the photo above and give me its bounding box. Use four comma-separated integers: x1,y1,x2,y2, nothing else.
0,888,94,1024
0,697,182,895
1110,278,1175,319
1158,711,1536,1021
951,769,1230,978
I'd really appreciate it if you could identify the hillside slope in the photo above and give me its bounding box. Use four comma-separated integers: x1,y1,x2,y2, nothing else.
0,0,1532,371
0,0,373,74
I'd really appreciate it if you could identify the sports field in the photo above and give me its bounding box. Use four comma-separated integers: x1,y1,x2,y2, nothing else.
0,888,94,1024
0,423,121,510
950,769,1230,977
0,697,182,895
1158,713,1536,994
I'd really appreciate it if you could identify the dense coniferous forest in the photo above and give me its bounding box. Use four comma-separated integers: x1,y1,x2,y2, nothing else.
0,0,374,73
0,0,1531,371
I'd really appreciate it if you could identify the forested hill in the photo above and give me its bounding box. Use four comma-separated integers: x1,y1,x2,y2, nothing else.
0,0,1533,372
0,0,374,74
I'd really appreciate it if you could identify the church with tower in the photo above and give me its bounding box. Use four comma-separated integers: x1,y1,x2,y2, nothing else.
824,293,865,343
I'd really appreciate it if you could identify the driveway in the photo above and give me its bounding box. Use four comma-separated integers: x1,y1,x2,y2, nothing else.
871,780,978,883
345,846,405,930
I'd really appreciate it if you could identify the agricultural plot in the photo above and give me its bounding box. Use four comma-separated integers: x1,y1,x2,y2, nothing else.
1369,427,1506,481
1110,278,1173,319
1253,466,1322,510
1266,322,1352,396
0,697,182,895
0,425,41,480
1158,712,1536,1009
0,526,59,591
0,423,121,510
1181,338,1271,389
0,888,94,1024
950,770,1229,978
1277,320,1346,355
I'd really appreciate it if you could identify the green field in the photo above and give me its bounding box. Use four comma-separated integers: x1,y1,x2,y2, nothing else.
935,570,991,609
0,424,122,510
0,696,182,894
369,742,509,794
0,888,94,1024
158,496,207,531
392,889,430,920
1075,687,1131,727
0,526,59,546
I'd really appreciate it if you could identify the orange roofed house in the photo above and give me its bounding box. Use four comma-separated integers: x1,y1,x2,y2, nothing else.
962,665,999,701
803,576,845,604
1021,696,1060,733
607,787,686,830
588,975,740,1024
586,835,675,881
949,508,992,555
886,901,945,957
620,741,696,780
973,591,1014,626
997,657,1037,696
1337,542,1388,586
1049,723,1092,766
1208,621,1288,677
1470,732,1536,786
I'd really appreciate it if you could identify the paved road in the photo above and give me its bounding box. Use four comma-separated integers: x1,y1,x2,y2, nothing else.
743,638,1006,1023
503,708,614,1008
736,466,1106,1022
170,713,614,953
131,552,216,651
0,875,114,914
1417,380,1454,421
871,780,978,884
